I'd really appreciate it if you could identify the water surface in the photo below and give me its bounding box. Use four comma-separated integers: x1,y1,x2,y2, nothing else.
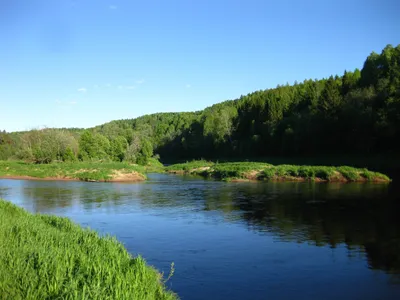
1,174,399,300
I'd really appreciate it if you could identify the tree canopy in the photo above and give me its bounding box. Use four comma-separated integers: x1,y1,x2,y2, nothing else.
1,44,399,164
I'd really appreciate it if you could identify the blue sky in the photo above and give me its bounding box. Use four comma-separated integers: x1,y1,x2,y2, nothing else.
1,0,399,132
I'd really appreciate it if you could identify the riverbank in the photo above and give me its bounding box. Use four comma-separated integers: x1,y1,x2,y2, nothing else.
0,199,177,299
0,161,147,182
166,161,391,182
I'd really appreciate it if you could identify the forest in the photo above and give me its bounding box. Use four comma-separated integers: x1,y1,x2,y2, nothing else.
1,44,399,166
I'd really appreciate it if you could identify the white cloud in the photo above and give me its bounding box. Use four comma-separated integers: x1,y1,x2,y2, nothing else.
117,85,123,90
135,79,145,84
126,86,136,90
186,84,191,88
69,101,77,105
78,87,87,92
109,5,117,9
105,83,112,87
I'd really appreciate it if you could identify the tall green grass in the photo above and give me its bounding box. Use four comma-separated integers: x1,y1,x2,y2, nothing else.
0,199,177,299
166,160,391,182
206,162,271,180
145,157,166,173
165,160,214,172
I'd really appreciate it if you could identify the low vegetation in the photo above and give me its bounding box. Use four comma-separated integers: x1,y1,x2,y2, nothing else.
166,161,391,182
0,199,177,299
164,160,215,173
0,161,147,182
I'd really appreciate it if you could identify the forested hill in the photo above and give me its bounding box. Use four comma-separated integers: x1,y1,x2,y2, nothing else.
1,44,399,165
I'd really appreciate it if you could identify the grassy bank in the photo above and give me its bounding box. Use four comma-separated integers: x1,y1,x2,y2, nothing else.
0,199,177,299
166,161,391,182
0,161,149,182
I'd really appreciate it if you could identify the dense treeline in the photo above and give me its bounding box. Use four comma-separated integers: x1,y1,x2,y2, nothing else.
1,44,399,164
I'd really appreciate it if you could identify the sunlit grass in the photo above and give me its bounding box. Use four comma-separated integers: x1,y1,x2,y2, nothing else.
0,199,177,300
0,161,148,182
166,161,391,182
165,159,214,172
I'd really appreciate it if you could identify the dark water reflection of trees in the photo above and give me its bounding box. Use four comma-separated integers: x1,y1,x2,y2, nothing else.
206,182,400,278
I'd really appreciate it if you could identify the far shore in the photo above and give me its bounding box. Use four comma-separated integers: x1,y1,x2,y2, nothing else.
0,161,147,183
166,161,392,183
0,174,145,182
0,160,392,184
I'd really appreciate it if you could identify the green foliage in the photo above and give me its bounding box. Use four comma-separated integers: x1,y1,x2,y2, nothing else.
165,160,214,172
62,147,77,162
0,161,147,182
110,136,128,162
203,106,237,144
137,139,153,165
78,130,111,161
263,168,276,179
144,157,166,173
167,161,390,182
360,169,375,180
337,166,361,181
77,130,95,160
15,129,78,164
1,44,400,164
359,169,390,181
0,200,177,300
0,131,16,160
211,162,271,179
319,76,343,115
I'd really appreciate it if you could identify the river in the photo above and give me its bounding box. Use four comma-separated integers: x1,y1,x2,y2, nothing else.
1,173,399,300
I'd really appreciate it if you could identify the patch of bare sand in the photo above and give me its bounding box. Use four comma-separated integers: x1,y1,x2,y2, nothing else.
0,175,77,181
243,170,261,180
191,166,211,173
73,169,98,174
109,170,145,182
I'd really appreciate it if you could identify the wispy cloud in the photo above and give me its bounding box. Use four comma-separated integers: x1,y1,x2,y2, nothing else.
105,83,112,87
135,79,145,85
126,86,136,90
109,5,117,10
117,85,123,90
77,87,87,92
186,84,191,89
93,84,99,88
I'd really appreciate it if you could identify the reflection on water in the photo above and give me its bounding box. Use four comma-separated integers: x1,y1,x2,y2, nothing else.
1,174,400,299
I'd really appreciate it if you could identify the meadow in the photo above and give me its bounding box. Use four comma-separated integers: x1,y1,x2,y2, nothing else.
166,161,391,182
0,160,162,182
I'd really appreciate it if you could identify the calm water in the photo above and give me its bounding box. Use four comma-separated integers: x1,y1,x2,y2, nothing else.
1,174,400,300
